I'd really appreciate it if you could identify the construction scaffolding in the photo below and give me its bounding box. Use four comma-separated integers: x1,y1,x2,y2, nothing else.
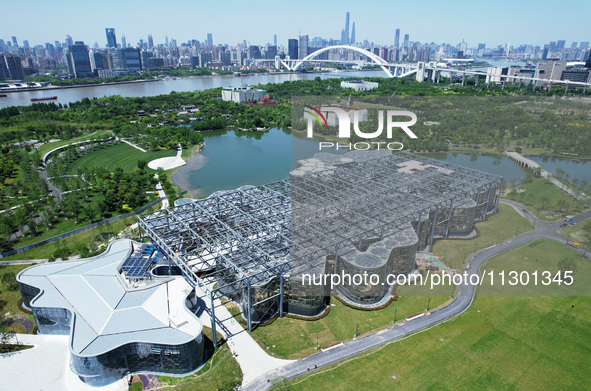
137,151,502,344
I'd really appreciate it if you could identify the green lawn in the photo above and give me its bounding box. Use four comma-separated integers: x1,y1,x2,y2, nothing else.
479,238,591,296
0,263,36,333
158,327,242,391
65,142,176,173
561,222,591,251
505,178,588,222
37,129,113,157
433,203,534,270
1,204,159,261
242,294,450,360
280,240,591,390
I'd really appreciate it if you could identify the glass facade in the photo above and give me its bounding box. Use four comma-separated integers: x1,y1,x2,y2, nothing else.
336,253,390,304
449,200,478,236
245,278,280,322
71,338,204,387
18,280,205,387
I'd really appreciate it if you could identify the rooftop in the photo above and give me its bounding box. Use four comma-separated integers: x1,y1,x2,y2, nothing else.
18,239,202,357
139,151,502,295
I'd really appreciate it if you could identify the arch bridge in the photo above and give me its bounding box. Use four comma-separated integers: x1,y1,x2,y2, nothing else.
275,45,417,78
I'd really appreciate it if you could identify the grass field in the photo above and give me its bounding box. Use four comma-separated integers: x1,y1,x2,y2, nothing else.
37,129,113,157
479,238,591,296
158,328,242,391
65,142,176,173
561,222,591,251
243,294,451,360
432,203,534,270
0,263,36,334
1,202,160,261
280,239,591,390
505,178,588,222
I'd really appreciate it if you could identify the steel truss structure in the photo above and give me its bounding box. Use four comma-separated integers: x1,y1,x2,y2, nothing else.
137,151,502,344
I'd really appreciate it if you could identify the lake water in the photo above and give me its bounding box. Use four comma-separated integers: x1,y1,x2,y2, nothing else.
528,155,591,186
0,70,385,108
415,152,526,185
172,132,528,196
172,128,349,197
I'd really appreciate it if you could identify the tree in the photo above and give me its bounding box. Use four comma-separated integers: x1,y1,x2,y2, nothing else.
558,257,577,279
539,196,550,211
137,160,147,170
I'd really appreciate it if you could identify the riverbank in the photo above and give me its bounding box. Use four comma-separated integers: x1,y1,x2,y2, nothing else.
0,78,160,93
170,142,206,197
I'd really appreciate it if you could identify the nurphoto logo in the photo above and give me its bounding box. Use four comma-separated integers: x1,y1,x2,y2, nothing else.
304,105,418,139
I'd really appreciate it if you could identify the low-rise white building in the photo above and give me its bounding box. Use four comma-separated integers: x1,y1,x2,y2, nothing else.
340,80,379,91
221,86,267,103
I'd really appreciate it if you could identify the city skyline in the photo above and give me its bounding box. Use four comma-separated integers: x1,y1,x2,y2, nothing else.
2,0,590,49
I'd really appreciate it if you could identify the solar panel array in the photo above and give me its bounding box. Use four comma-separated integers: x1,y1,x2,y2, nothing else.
121,245,159,279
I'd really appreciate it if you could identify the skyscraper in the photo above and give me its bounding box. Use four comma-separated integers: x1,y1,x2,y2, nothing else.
288,39,298,59
249,45,262,59
299,35,309,59
11,36,18,47
207,33,213,48
148,34,154,49
403,34,410,49
394,29,400,48
350,23,355,45
65,35,73,47
105,28,117,48
344,12,350,45
121,35,127,49
67,41,92,78
274,34,277,46
0,55,25,80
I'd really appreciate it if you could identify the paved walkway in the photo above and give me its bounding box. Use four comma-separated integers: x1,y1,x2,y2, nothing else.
120,139,147,152
148,144,186,170
0,334,126,391
196,286,295,384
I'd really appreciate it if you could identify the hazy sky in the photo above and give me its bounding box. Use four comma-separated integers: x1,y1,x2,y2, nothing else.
3,0,590,48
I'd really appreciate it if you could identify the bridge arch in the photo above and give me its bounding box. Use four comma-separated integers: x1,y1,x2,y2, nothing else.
291,45,393,77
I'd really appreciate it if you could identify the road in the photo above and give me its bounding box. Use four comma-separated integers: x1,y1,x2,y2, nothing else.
243,201,591,390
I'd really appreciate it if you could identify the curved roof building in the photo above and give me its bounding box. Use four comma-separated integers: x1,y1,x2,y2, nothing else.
17,239,205,387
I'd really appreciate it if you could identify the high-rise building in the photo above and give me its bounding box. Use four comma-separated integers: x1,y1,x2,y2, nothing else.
11,36,18,47
350,23,355,45
274,34,277,46
67,41,92,78
288,39,298,59
299,35,309,59
581,42,590,49
557,40,566,50
249,45,262,59
121,35,127,49
105,28,117,48
23,40,29,48
541,46,549,60
207,33,213,48
344,12,350,45
90,51,105,71
123,47,141,70
403,34,409,48
394,29,400,48
586,51,591,69
0,55,25,80
266,45,277,60
65,35,74,47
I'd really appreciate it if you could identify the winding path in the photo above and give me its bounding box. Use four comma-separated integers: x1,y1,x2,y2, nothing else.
243,201,591,390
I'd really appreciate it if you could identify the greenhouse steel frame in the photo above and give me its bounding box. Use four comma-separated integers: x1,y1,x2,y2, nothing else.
137,151,503,345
